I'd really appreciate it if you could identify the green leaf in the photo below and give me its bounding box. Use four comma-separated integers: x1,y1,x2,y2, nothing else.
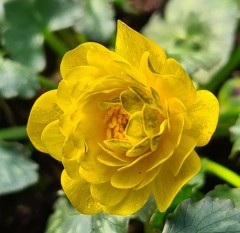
207,185,240,208
142,0,238,85
162,197,240,233
3,0,45,72
0,57,39,98
45,195,129,233
33,0,81,31
0,141,38,195
3,0,80,71
74,0,115,42
216,77,240,137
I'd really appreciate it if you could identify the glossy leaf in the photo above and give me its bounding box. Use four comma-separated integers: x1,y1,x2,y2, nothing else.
3,0,45,72
3,0,80,71
45,195,129,233
142,0,238,84
162,197,240,232
0,141,38,195
0,57,39,98
207,184,240,208
74,0,115,42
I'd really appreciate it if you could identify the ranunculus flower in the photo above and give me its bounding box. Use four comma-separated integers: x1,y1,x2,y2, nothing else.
27,21,219,215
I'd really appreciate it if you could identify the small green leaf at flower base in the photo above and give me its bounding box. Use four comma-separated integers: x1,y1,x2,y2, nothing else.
45,195,129,233
0,141,38,195
162,197,240,233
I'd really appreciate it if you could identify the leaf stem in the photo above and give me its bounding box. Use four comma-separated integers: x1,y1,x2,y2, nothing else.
43,28,69,57
204,158,240,188
38,75,58,89
0,126,27,140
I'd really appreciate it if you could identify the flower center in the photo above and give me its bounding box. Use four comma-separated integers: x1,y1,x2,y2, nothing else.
105,105,129,140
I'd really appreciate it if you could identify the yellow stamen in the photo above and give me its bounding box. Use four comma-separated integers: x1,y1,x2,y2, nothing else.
105,105,129,140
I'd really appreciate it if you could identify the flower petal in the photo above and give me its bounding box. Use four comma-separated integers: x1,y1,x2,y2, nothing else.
79,150,115,184
60,42,106,78
116,21,166,71
167,134,196,176
91,182,128,207
152,150,201,212
154,59,197,108
61,170,102,214
186,90,219,146
103,185,151,215
27,90,63,152
41,120,65,161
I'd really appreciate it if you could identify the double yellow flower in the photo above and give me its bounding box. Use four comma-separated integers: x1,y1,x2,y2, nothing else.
27,21,219,215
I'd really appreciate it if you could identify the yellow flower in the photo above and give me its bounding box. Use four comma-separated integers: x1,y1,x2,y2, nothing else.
27,21,219,215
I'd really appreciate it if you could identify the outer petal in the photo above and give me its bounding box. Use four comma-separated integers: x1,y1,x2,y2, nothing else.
60,42,107,78
61,170,102,214
152,150,201,212
27,90,63,152
90,182,128,207
185,90,219,146
167,134,196,176
116,21,166,71
103,185,151,215
41,120,65,161
154,59,197,108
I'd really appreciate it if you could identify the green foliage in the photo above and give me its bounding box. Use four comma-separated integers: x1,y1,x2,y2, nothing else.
0,141,38,195
45,195,129,233
0,57,39,98
207,184,240,208
142,0,238,85
217,77,240,137
162,197,240,232
3,0,80,71
73,0,115,42
229,115,240,159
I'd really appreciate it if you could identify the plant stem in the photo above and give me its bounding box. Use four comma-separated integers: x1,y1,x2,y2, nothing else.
0,126,27,140
38,75,58,89
201,44,240,92
204,158,240,188
43,28,69,57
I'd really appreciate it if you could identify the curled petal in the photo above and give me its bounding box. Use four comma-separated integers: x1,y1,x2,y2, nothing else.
27,90,63,152
103,184,151,215
153,150,201,212
60,42,106,77
91,182,128,207
61,170,102,214
186,90,219,146
116,21,166,71
41,120,65,161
